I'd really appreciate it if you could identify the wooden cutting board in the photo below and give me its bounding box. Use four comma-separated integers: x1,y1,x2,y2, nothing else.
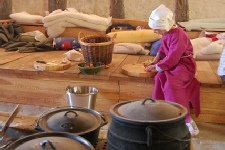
121,63,157,78
33,60,71,71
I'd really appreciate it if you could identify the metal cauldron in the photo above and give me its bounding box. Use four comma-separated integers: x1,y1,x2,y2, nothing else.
107,98,191,150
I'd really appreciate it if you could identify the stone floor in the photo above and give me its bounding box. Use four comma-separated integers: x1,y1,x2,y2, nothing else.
0,102,225,150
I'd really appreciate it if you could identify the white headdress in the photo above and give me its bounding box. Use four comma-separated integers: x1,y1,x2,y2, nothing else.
148,4,175,31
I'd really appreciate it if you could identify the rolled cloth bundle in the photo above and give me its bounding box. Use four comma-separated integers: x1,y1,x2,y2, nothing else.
148,4,175,31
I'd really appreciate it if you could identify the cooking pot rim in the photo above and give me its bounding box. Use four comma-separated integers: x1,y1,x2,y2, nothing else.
5,132,94,150
110,99,187,123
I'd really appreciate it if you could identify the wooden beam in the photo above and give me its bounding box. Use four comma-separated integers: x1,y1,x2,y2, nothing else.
0,0,12,19
48,0,67,13
175,0,189,22
110,0,124,18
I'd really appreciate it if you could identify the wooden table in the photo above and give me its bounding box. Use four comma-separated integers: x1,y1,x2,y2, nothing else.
0,49,224,124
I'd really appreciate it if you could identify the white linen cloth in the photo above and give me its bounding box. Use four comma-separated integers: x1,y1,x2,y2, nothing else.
178,18,225,31
42,8,112,38
113,43,149,55
9,12,44,24
190,32,225,60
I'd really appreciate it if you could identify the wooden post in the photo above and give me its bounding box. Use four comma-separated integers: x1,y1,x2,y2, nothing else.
0,0,12,19
48,0,67,13
110,0,125,18
175,0,189,22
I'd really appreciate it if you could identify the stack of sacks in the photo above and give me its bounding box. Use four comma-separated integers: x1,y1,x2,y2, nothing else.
191,31,224,60
107,29,161,55
43,8,112,38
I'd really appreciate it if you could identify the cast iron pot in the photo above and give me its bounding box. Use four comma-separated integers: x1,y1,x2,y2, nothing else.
35,106,107,146
107,98,191,150
5,132,94,150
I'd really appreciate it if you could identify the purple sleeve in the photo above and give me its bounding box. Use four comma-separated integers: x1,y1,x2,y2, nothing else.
157,29,192,71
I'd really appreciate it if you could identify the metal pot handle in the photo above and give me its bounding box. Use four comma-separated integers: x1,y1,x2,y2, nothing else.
93,111,108,126
64,111,78,118
145,126,152,147
100,114,108,127
40,140,56,150
145,126,191,144
142,98,156,105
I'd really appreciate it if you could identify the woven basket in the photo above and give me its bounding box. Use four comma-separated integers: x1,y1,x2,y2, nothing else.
78,32,116,65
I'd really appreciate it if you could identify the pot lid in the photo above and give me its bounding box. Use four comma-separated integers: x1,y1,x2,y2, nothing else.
5,132,94,150
37,107,102,134
111,98,187,122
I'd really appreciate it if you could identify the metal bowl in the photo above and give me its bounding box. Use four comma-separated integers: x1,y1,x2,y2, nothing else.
78,62,104,74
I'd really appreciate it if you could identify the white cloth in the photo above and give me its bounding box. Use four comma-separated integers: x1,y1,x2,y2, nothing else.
200,40,223,55
113,43,149,55
20,30,47,42
217,33,225,44
42,8,112,38
148,4,174,31
191,37,223,60
178,18,225,31
9,12,43,24
63,50,83,61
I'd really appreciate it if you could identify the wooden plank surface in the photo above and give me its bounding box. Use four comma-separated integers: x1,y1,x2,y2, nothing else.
111,54,148,82
20,24,46,35
0,50,225,123
196,61,222,87
119,80,154,100
121,63,157,78
0,49,32,65
0,76,119,112
0,50,223,87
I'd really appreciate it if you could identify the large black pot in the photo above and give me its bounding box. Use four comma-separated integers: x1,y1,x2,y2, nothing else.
35,106,107,146
5,132,94,150
107,98,191,150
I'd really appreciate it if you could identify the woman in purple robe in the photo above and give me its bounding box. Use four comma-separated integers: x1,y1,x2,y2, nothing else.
145,4,200,136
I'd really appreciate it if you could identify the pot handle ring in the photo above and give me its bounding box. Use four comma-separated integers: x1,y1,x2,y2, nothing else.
142,98,156,105
145,126,191,144
145,126,152,147
100,114,108,126
64,111,78,118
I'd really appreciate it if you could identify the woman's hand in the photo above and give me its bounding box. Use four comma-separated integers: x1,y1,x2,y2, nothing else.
145,64,156,72
151,55,160,65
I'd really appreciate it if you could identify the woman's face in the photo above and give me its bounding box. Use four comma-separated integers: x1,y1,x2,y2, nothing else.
153,29,167,35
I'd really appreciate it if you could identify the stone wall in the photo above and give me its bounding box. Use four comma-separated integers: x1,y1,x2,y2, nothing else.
67,0,110,18
189,0,225,19
2,0,225,21
12,0,47,16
